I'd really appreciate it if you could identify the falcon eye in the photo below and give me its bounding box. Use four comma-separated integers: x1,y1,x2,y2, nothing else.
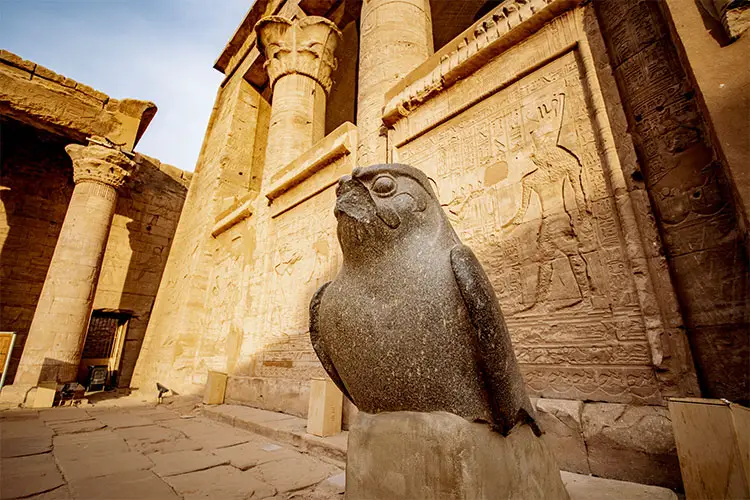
371,175,397,197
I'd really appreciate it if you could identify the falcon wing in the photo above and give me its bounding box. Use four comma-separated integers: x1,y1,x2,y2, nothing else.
450,244,539,436
309,282,354,403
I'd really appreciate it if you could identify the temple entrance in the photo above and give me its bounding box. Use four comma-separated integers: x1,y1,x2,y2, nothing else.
78,310,130,390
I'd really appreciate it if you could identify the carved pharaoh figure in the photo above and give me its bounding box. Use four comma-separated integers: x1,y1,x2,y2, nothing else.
503,93,596,310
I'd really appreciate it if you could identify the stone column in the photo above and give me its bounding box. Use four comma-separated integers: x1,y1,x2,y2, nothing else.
357,0,434,165
255,16,342,175
13,141,135,386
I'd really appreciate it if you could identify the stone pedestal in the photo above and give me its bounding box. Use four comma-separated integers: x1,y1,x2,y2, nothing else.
356,0,434,165
255,16,342,175
346,411,569,500
11,141,134,388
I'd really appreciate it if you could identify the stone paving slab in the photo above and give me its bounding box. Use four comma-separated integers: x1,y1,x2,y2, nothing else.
56,450,154,482
92,413,154,429
248,456,342,493
138,437,204,455
38,408,90,423
114,424,184,447
0,453,65,499
1,434,53,458
562,471,678,500
164,465,277,500
149,449,229,477
211,440,303,470
26,485,73,500
161,418,252,450
53,429,130,458
46,419,105,435
67,470,179,500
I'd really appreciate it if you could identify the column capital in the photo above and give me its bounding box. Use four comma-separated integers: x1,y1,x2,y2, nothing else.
255,15,342,94
65,139,136,189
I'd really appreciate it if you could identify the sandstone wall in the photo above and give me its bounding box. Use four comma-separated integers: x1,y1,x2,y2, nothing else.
0,118,190,388
129,0,749,487
131,74,270,394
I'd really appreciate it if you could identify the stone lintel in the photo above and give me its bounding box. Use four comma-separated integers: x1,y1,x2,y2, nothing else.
265,121,357,217
381,0,581,127
66,141,137,189
0,50,156,151
255,15,343,94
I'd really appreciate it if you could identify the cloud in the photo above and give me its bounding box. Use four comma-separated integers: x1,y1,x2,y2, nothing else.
1,0,254,171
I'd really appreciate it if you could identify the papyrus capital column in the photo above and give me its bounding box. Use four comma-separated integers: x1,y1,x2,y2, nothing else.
13,140,135,387
256,16,342,174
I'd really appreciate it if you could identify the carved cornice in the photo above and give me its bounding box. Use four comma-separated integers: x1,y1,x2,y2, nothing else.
66,140,136,189
382,0,581,126
255,15,342,94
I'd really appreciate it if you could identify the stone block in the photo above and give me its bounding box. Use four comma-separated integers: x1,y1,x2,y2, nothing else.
534,398,590,474
306,377,343,437
248,455,341,493
0,453,65,499
68,470,179,500
203,370,228,405
32,382,57,408
347,411,569,500
165,465,276,500
581,403,681,489
210,440,302,470
225,375,311,418
150,449,229,477
561,471,678,500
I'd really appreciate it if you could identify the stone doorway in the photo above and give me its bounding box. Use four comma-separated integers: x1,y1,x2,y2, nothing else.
78,310,130,389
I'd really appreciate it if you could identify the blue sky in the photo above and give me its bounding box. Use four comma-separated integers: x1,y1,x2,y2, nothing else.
1,0,254,171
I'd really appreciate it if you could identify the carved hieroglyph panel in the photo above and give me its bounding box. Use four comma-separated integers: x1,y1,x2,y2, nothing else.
249,184,341,380
397,50,661,404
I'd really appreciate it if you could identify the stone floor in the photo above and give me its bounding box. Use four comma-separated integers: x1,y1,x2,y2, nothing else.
0,397,345,500
1,395,678,500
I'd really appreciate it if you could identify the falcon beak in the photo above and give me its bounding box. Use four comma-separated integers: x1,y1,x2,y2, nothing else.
334,175,376,221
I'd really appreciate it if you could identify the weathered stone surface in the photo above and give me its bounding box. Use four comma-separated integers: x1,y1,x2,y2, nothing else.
210,440,302,470
39,408,90,422
313,164,535,435
165,465,276,500
1,434,53,458
581,403,680,489
160,418,252,449
149,450,228,477
56,449,154,482
46,419,106,435
249,455,341,493
347,411,568,499
113,424,184,448
1,418,54,457
67,470,179,500
534,398,589,474
561,472,677,500
0,453,65,499
93,413,154,429
0,51,155,149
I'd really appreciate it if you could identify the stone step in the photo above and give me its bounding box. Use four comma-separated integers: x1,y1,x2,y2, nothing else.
201,404,677,500
201,404,347,466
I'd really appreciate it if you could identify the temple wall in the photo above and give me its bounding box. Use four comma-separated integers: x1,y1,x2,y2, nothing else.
131,73,270,394
130,0,749,487
0,118,189,387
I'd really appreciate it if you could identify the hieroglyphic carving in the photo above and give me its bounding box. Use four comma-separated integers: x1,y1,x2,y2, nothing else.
397,50,660,403
250,186,341,378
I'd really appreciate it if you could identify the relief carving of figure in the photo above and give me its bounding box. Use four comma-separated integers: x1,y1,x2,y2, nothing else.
502,93,595,310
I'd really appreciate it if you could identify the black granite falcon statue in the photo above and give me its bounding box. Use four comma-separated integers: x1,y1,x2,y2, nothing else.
309,164,537,436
